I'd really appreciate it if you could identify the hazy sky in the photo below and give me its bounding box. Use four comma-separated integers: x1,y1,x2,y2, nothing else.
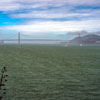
0,0,100,38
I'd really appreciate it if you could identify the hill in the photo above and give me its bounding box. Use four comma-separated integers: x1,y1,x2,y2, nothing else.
69,34,100,44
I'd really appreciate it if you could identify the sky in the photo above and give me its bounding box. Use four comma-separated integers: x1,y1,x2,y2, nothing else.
0,0,100,39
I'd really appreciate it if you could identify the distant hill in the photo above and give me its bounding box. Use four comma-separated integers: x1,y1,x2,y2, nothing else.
69,34,100,44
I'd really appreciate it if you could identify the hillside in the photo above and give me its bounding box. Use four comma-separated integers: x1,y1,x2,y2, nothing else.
69,34,100,44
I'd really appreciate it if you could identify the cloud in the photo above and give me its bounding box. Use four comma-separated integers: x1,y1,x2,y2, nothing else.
17,0,100,6
0,0,99,23
0,0,100,12
3,0,99,20
0,0,100,35
0,0,21,11
67,30,100,35
1,19,100,34
10,10,90,19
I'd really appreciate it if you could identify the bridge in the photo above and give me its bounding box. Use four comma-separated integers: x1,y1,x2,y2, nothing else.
0,33,69,44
